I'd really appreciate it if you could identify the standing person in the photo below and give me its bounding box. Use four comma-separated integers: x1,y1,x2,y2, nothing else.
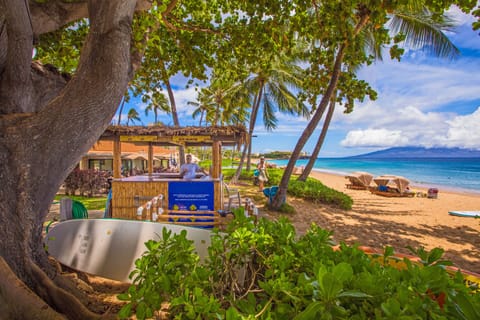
180,154,207,179
257,156,269,191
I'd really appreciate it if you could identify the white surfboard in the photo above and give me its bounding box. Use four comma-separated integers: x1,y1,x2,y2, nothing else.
44,219,213,283
448,211,480,218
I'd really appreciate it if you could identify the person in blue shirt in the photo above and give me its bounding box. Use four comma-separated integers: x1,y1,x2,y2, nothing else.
180,154,207,179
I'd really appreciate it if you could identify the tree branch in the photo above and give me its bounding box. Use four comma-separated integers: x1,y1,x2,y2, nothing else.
0,0,34,114
29,0,153,36
29,0,138,186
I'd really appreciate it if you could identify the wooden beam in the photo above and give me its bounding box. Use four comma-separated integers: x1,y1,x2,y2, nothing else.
148,142,153,175
113,136,121,178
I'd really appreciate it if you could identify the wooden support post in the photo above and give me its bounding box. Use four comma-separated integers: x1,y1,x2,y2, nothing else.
148,143,153,175
113,136,121,178
212,140,221,179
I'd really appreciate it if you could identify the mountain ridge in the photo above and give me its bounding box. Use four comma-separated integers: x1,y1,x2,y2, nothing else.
348,147,480,159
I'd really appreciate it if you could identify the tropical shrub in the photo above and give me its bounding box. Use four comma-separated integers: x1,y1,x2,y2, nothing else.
118,214,480,319
63,168,109,196
288,178,353,210
265,168,353,210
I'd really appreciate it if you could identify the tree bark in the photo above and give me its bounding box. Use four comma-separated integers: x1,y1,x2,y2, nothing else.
0,257,65,320
297,91,336,181
0,0,137,317
246,83,264,171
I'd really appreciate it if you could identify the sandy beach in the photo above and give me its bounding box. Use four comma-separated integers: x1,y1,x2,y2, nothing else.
264,170,480,274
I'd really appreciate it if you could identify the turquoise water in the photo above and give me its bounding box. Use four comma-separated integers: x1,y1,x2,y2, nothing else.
270,158,480,193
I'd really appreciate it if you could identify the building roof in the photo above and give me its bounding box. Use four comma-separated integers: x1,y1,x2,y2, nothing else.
87,141,175,160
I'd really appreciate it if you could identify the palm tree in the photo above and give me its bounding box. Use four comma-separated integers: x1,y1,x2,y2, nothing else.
190,80,249,126
145,91,170,124
232,54,310,183
272,3,461,208
189,100,208,126
126,108,142,126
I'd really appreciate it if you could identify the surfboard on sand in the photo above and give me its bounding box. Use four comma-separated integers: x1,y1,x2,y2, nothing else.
448,211,480,218
44,219,213,283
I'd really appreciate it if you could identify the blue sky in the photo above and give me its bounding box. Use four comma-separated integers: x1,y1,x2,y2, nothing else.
118,7,480,157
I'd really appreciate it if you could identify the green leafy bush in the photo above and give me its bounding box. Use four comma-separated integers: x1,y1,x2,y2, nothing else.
267,168,352,210
118,216,480,319
288,178,353,210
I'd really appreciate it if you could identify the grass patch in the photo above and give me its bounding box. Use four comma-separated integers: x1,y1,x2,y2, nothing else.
54,195,107,211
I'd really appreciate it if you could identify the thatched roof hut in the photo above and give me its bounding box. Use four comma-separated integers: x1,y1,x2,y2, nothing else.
100,125,247,147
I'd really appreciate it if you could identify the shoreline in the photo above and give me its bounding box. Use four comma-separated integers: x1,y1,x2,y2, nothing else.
311,168,480,196
268,157,480,194
275,168,480,274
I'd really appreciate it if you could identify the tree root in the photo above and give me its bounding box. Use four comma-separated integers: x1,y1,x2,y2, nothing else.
0,257,65,319
29,259,104,320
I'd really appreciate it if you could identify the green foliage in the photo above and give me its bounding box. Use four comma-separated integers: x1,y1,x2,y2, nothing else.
35,20,89,73
221,168,253,181
262,151,294,159
288,178,353,210
118,217,480,319
268,168,353,210
277,202,296,214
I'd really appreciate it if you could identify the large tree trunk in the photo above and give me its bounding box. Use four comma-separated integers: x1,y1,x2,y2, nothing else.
0,0,139,317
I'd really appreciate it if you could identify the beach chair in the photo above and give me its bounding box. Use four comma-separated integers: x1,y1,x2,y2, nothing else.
345,172,373,190
224,182,241,211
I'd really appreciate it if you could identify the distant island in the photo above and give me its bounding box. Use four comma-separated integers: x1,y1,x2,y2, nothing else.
262,151,310,159
348,147,480,159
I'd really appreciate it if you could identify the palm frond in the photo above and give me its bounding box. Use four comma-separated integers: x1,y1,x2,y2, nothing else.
388,9,460,59
262,92,277,131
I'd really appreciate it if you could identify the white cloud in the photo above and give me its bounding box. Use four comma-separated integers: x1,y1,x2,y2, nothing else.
444,107,480,148
174,86,203,113
340,106,480,149
341,129,409,147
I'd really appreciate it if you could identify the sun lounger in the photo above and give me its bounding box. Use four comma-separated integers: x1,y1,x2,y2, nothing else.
370,175,415,197
345,172,373,190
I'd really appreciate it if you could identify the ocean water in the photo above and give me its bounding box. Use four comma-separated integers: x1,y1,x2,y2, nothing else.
269,158,480,194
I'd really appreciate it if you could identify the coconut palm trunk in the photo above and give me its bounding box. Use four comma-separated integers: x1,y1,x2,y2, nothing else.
232,85,262,183
160,60,186,165
298,91,337,181
271,40,349,208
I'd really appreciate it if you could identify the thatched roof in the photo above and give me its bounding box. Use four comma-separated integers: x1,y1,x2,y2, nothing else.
100,125,247,147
